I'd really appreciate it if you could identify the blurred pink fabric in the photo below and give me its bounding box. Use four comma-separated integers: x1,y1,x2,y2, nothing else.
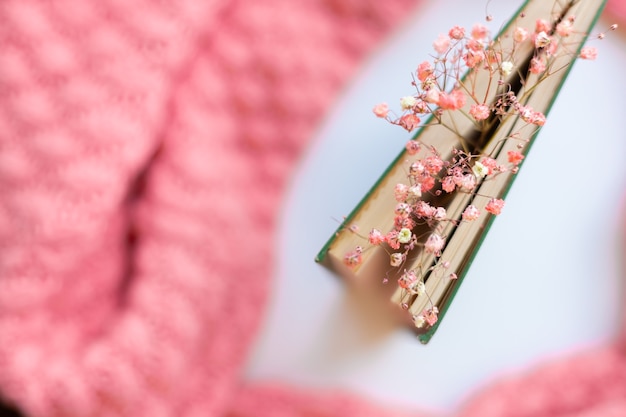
0,1,624,416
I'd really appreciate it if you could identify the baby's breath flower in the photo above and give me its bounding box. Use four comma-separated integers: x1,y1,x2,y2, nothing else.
441,176,455,193
530,56,546,74
513,27,528,43
394,183,409,202
433,34,450,54
485,198,505,215
462,205,480,221
556,20,573,37
424,307,439,326
398,270,417,289
433,207,447,221
534,31,551,48
372,103,389,118
399,114,420,131
469,103,490,121
395,202,411,217
400,96,417,110
535,19,551,33
448,25,465,40
390,252,404,267
405,140,420,155
579,46,598,60
416,61,433,82
507,150,525,165
397,228,412,244
500,61,514,76
344,246,363,268
458,174,477,191
472,161,489,178
368,228,385,245
471,23,489,40
424,88,440,104
414,314,427,328
425,233,445,255
408,185,422,200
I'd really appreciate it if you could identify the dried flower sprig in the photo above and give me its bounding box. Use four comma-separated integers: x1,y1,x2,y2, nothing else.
342,10,617,331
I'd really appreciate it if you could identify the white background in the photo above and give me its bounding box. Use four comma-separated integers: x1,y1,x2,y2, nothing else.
247,0,626,413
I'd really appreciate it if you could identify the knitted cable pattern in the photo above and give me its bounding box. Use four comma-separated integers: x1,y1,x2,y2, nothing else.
0,0,422,416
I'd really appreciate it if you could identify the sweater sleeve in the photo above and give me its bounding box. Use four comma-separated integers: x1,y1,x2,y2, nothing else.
0,0,421,415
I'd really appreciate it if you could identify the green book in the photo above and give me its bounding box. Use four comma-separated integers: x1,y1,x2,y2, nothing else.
316,0,607,344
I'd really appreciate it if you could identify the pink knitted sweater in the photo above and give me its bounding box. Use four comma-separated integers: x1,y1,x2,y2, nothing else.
0,1,624,416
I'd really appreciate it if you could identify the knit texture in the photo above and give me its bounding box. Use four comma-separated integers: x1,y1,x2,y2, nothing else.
0,0,423,416
0,0,624,416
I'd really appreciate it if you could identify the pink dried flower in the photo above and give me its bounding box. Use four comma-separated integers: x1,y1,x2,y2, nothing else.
395,202,411,217
519,105,546,126
441,176,456,193
457,174,477,191
534,31,551,48
519,106,535,123
420,175,435,192
530,56,547,74
394,216,415,230
533,112,546,126
438,89,466,110
398,270,418,290
425,233,445,255
485,198,505,215
556,20,573,37
579,46,598,60
368,229,385,245
405,140,421,155
390,252,404,267
424,88,440,104
513,27,528,43
507,150,525,165
449,25,465,40
394,183,409,202
471,24,489,40
433,34,451,54
469,103,490,121
424,155,444,175
424,307,439,326
463,49,486,68
385,230,401,250
546,38,559,56
415,201,435,218
405,185,421,201
417,61,434,82
409,161,425,176
466,39,484,52
480,157,498,174
344,246,363,267
535,19,551,33
373,103,389,118
399,114,421,131
462,204,480,221
433,207,447,221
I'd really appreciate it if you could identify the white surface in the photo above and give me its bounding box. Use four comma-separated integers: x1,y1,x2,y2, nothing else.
246,0,626,413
